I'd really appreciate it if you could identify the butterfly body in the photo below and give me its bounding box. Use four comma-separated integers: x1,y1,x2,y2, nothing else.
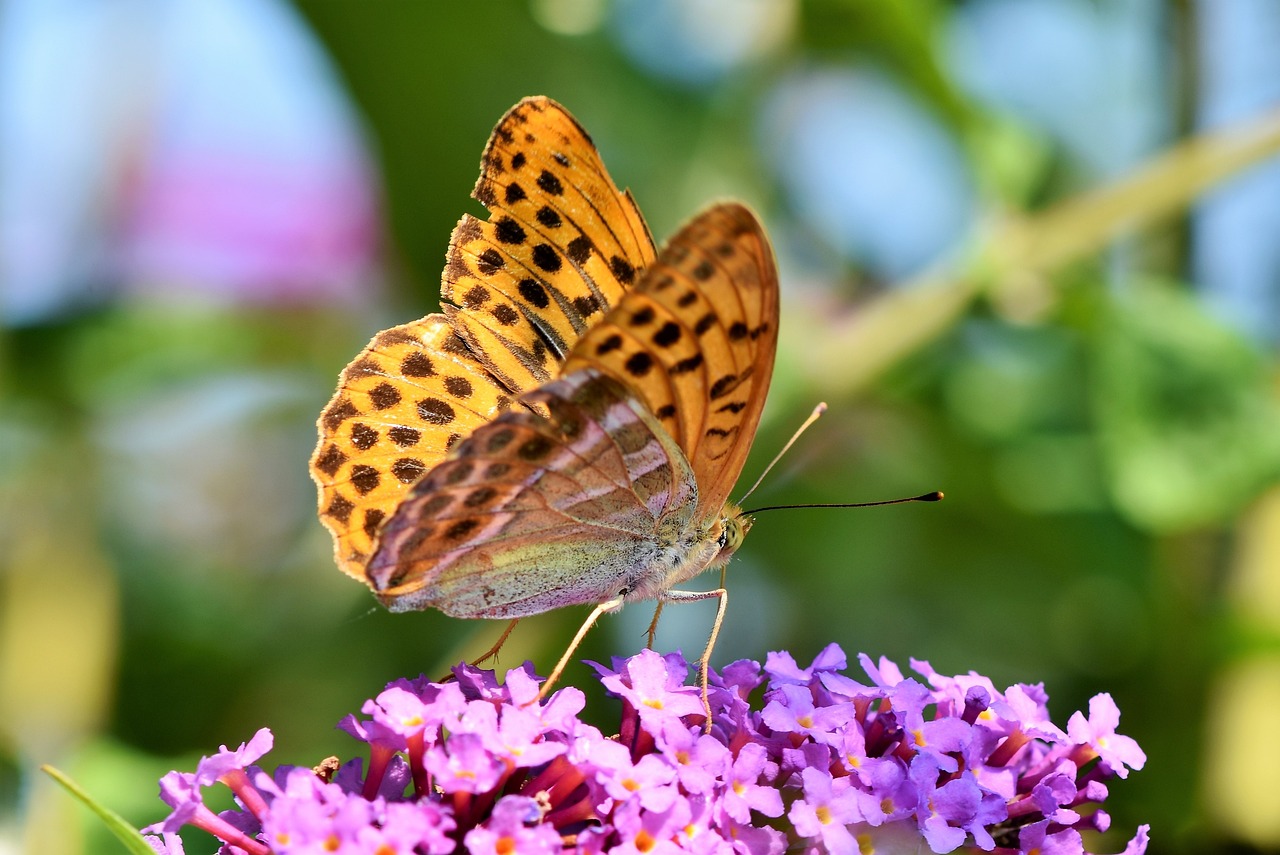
366,368,754,619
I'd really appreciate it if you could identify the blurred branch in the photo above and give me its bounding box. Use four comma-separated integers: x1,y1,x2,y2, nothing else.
786,103,1280,398
993,106,1280,275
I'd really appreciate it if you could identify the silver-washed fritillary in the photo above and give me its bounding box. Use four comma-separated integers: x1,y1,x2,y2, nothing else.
310,97,778,696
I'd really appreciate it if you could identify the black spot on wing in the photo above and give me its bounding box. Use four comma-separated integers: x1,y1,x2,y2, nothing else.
477,248,503,274
518,279,550,309
671,353,703,375
709,374,737,399
401,352,435,377
417,398,456,424
595,334,623,356
610,255,635,284
388,426,420,447
536,206,561,228
567,236,593,264
447,518,480,540
444,376,473,398
652,322,680,347
625,352,654,377
315,444,347,476
537,170,564,195
350,465,380,495
369,384,401,410
323,400,359,430
532,244,561,272
495,217,526,245
350,423,379,451
392,457,426,484
326,494,354,522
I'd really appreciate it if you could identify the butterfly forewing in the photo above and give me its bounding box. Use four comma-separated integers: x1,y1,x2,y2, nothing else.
442,97,657,393
564,203,779,517
367,370,697,617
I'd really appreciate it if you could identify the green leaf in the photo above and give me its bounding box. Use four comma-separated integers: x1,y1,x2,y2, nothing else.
1092,281,1280,531
41,765,157,855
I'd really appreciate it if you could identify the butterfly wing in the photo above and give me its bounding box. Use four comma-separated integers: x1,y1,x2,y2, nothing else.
367,369,698,617
443,96,657,391
312,315,515,579
311,97,657,582
562,203,779,517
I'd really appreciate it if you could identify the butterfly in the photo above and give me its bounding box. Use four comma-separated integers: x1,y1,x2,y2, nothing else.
311,97,778,707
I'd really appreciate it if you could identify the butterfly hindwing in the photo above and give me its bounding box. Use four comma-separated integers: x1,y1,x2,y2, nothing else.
366,369,698,617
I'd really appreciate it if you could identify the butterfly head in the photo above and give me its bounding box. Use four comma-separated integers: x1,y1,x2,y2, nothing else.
712,503,753,567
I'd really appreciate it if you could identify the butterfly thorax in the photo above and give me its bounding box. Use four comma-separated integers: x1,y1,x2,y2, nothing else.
625,502,752,603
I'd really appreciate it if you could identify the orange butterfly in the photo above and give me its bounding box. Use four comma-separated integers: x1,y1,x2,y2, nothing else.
311,97,777,704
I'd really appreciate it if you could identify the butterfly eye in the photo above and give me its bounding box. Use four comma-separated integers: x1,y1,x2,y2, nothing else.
717,528,730,550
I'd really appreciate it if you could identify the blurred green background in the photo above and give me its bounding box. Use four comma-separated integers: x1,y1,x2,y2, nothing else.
3,1,1280,853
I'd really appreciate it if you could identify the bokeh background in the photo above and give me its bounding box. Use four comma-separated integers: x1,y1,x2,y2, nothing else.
3,1,1280,853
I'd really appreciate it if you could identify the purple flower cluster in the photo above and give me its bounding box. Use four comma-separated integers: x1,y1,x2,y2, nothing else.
145,646,1148,854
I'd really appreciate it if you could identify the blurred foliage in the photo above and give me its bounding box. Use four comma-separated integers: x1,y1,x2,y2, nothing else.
3,2,1280,854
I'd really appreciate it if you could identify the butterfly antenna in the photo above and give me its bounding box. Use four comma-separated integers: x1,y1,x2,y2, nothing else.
738,402,828,504
742,491,944,516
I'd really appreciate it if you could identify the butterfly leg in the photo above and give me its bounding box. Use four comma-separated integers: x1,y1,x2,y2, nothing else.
535,596,624,704
471,618,521,667
659,587,728,732
644,602,666,650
